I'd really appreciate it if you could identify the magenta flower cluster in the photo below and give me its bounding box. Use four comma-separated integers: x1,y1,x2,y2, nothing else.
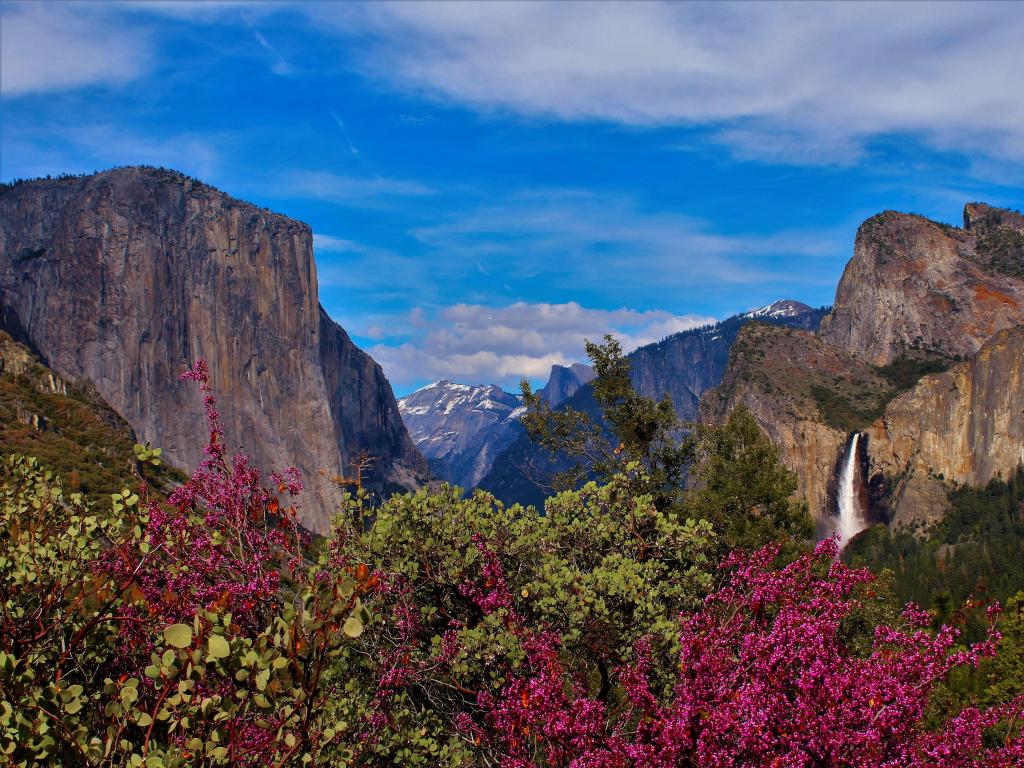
462,538,1024,767
103,360,305,638
96,360,316,762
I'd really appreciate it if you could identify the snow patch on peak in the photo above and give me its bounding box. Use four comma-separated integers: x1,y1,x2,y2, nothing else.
744,300,813,320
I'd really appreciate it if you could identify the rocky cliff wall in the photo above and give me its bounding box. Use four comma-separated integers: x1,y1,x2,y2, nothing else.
820,204,1024,365
0,167,426,531
865,325,1024,526
698,323,889,522
539,363,594,408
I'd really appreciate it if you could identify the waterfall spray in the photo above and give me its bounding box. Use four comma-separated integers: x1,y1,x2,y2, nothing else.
836,433,866,548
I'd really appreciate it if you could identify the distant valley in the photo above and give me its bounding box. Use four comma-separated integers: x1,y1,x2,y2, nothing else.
2,167,1022,550
401,300,827,508
401,204,1024,551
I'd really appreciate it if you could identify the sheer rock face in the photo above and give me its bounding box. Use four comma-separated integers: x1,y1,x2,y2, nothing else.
0,167,426,532
865,325,1024,527
820,204,1024,365
698,323,886,523
318,309,428,497
539,363,594,407
398,381,524,489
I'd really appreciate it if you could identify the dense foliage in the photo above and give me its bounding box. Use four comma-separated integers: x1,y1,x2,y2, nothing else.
846,466,1024,635
520,335,812,554
461,540,1023,768
321,469,715,764
0,362,370,766
2,359,1022,766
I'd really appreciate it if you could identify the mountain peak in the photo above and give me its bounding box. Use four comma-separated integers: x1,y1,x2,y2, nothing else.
821,201,1024,365
397,380,524,488
744,300,814,320
539,362,594,407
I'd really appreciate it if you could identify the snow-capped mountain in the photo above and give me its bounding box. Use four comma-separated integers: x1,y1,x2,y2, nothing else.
398,381,525,489
743,299,815,320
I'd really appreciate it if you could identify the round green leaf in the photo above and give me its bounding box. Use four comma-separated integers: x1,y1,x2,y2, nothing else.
208,634,230,660
342,615,364,638
164,623,193,649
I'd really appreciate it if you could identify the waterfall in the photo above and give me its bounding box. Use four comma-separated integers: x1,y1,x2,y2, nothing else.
835,433,866,548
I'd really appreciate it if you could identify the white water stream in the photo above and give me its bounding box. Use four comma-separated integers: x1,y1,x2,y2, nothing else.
835,433,866,548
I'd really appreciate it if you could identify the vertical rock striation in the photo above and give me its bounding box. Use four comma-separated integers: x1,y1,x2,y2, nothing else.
0,167,426,532
698,322,888,523
538,363,594,407
865,325,1024,527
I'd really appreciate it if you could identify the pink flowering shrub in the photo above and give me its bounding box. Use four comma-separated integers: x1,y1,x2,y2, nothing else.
102,360,306,645
1,361,373,767
320,475,715,765
461,539,1024,768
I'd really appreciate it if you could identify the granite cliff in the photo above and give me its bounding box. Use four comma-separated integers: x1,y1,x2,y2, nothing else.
698,322,891,525
0,167,426,532
820,204,1024,365
0,328,185,499
865,325,1024,528
538,363,594,407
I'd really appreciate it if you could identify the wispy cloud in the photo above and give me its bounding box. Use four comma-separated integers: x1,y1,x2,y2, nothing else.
329,112,361,156
1,2,151,96
407,189,845,295
310,184,846,374
315,1,1024,169
252,29,294,75
311,183,844,352
368,301,716,391
280,170,433,206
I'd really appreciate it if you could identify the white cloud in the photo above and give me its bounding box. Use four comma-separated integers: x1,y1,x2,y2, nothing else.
314,1,1024,167
312,234,373,254
367,301,715,390
1,2,151,96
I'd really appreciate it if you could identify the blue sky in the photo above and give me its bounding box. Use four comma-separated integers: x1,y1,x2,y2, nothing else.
2,1,1022,394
